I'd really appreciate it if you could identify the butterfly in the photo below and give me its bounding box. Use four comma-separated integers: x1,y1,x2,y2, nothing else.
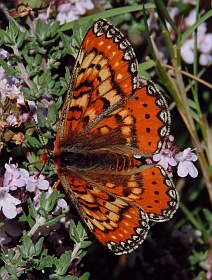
52,19,179,255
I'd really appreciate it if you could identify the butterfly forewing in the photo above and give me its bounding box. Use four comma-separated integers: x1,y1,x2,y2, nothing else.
57,18,138,143
53,19,179,255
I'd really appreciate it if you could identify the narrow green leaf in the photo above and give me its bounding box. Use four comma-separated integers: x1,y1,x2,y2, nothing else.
69,220,80,243
34,237,44,256
16,30,27,48
79,272,90,280
44,214,65,227
47,103,58,125
60,33,72,55
50,20,60,37
27,197,37,219
39,191,46,209
56,251,72,276
154,0,180,36
0,58,16,76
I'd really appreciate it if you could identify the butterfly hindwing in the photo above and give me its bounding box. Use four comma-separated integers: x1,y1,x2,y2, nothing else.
85,77,170,156
58,171,150,255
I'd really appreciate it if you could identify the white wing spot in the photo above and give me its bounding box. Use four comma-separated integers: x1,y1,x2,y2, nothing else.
117,74,123,80
98,41,104,46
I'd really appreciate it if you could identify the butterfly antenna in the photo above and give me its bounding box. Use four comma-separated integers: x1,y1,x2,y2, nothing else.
24,98,47,149
24,98,51,178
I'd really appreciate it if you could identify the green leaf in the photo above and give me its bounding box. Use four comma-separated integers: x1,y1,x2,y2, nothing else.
19,212,35,229
7,248,15,260
77,221,86,239
34,54,42,66
40,190,58,212
39,191,46,210
44,214,65,227
50,20,60,37
39,69,51,85
35,19,47,43
60,33,72,55
7,20,19,43
80,240,92,249
154,0,180,36
36,255,56,270
76,250,87,259
25,135,43,148
65,66,71,83
0,58,16,76
202,208,212,223
79,272,90,280
69,220,80,243
0,29,14,45
17,236,33,259
28,197,37,219
34,237,44,256
47,103,58,125
55,251,72,276
16,30,27,48
37,111,47,128
138,60,155,78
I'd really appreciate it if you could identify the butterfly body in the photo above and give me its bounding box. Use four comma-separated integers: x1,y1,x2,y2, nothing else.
52,19,179,255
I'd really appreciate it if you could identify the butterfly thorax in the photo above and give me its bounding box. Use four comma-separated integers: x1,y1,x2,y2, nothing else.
53,150,142,172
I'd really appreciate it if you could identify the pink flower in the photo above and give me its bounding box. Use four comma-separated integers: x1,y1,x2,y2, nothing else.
56,0,94,24
181,10,212,65
175,148,198,178
26,174,49,193
0,187,21,219
153,149,177,170
25,173,49,210
3,162,27,191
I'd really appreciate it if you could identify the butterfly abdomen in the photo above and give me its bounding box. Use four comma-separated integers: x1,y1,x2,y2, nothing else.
54,151,141,172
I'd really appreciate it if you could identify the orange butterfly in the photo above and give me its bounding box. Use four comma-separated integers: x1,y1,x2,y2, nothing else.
53,19,179,255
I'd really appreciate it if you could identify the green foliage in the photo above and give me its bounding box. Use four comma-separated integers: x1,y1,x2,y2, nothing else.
0,192,90,279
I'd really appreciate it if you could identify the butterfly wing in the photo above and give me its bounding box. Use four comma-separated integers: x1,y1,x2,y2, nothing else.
57,18,138,144
58,171,150,255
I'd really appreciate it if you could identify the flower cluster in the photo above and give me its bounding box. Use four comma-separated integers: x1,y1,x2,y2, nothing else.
0,158,69,254
150,135,198,178
148,1,212,66
38,0,95,24
181,10,212,65
0,50,35,148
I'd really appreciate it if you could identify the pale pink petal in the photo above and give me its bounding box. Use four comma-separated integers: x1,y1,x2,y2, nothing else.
177,161,189,177
187,161,198,178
